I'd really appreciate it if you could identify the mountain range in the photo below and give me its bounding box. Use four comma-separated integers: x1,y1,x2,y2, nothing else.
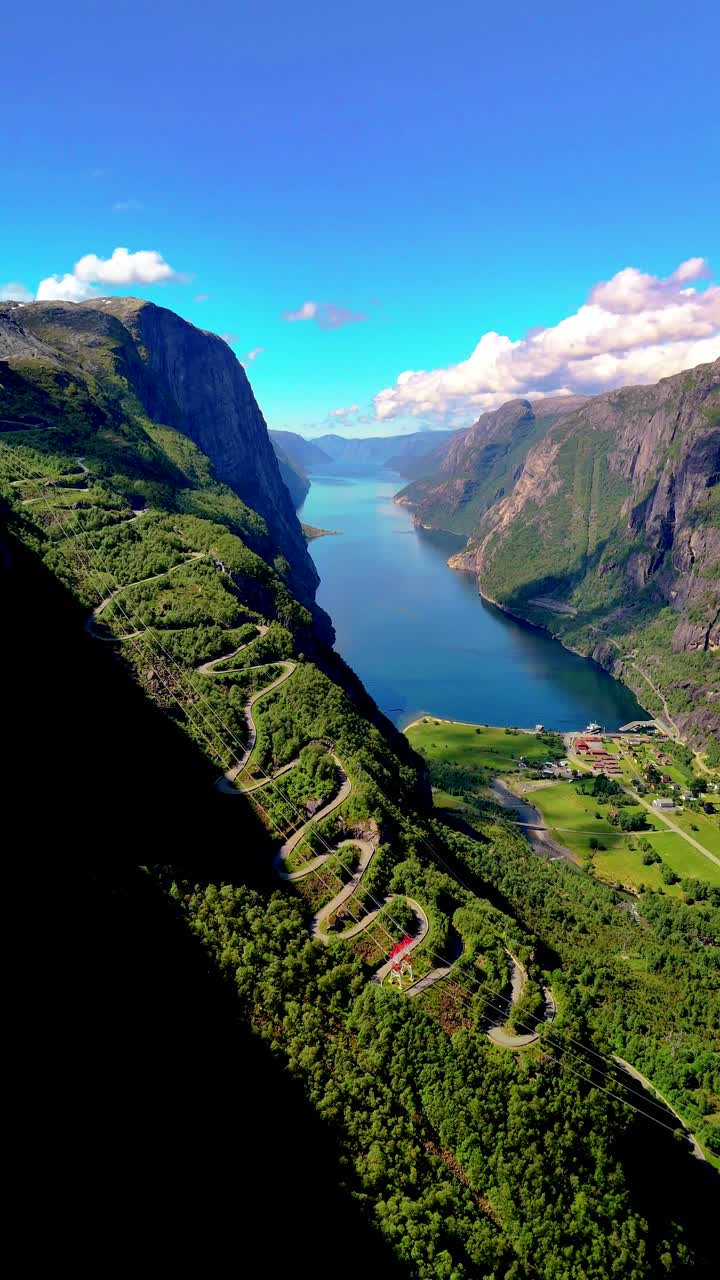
396,364,720,746
270,426,454,478
2,298,717,1273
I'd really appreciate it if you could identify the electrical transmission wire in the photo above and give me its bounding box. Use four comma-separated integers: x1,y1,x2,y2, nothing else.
0,440,693,1136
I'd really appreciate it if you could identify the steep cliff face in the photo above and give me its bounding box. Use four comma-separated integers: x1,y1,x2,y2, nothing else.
395,395,589,534
1,298,327,631
105,299,321,610
451,360,720,745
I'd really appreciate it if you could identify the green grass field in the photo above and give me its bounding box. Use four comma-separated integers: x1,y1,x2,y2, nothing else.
526,781,720,891
406,719,561,770
668,808,720,859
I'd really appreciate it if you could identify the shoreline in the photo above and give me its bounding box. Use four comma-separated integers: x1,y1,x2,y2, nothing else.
449,558,655,723
403,715,545,734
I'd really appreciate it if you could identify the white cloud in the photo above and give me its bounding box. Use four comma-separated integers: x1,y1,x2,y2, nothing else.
74,247,178,285
0,281,34,302
330,404,360,417
194,293,209,303
219,332,239,345
34,246,186,303
242,346,264,362
36,273,97,302
112,198,143,212
374,257,720,422
283,300,367,329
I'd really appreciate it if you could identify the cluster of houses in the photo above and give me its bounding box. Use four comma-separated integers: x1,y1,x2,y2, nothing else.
574,737,623,777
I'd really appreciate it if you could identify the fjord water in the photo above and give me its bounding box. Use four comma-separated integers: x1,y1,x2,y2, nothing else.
300,468,647,731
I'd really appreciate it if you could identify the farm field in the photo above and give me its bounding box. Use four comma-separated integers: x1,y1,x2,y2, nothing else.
668,808,720,859
430,787,466,811
525,780,720,891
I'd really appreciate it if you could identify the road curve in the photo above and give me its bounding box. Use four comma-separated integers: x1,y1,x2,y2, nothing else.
274,836,375,883
487,951,556,1048
216,660,297,787
612,1055,707,1162
196,624,270,674
86,551,206,633
277,757,350,855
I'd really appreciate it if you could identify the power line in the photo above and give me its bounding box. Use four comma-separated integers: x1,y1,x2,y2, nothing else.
2,442,678,1119
0,441,688,1132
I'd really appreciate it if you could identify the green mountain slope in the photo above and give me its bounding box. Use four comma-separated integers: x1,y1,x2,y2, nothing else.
2,300,718,1275
450,361,720,748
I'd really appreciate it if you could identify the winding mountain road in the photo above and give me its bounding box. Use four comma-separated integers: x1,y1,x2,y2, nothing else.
216,660,297,787
79,523,543,1033
86,551,206,634
196,624,269,674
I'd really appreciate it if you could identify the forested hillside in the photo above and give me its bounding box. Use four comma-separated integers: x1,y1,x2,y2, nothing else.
1,300,717,1277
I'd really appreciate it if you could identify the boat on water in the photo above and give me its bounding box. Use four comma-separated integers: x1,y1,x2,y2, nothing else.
584,721,602,734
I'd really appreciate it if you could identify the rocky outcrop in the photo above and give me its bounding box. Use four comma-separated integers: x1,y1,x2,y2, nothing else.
105,300,322,613
395,395,589,535
1,298,329,635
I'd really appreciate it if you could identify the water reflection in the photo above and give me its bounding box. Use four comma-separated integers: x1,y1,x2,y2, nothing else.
300,469,647,730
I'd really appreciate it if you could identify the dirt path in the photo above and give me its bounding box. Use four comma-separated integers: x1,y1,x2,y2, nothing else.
628,663,680,739
587,626,679,738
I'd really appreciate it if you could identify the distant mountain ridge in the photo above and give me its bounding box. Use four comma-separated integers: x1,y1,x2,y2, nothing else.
313,429,456,472
269,430,332,469
270,427,457,476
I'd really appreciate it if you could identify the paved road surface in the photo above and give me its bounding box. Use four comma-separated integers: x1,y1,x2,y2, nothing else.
196,624,269,674
613,1056,706,1162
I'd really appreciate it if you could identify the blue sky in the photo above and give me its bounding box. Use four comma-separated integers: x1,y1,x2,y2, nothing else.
3,0,719,435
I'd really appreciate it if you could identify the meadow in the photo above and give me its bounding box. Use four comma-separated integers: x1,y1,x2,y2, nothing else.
406,718,563,770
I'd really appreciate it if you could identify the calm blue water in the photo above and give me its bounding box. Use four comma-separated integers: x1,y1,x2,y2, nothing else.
300,467,647,731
